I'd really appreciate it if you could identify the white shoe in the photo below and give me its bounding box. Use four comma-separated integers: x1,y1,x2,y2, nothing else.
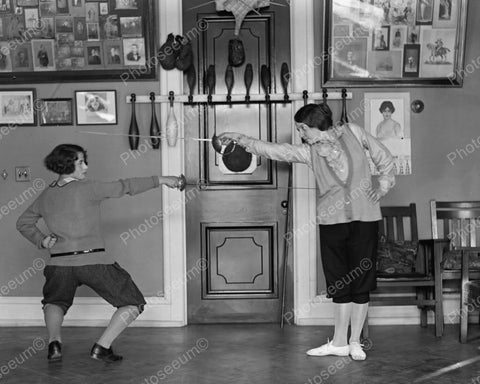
349,342,366,361
306,340,349,357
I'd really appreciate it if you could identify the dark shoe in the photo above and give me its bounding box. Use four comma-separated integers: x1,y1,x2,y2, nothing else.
90,343,123,363
47,341,62,362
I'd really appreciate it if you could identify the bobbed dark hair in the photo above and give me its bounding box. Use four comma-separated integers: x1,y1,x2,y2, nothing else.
294,103,333,131
379,101,395,113
44,144,88,175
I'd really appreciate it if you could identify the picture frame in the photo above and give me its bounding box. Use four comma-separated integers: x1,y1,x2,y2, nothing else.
364,92,412,175
321,0,469,87
416,0,434,25
0,0,155,83
75,90,117,125
433,0,459,28
372,26,390,51
0,89,36,126
39,98,73,126
332,37,368,78
403,44,420,77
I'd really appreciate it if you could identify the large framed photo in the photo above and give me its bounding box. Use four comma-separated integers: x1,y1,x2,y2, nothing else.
0,89,36,126
39,98,73,126
75,90,117,125
0,0,155,84
321,0,469,87
364,92,412,175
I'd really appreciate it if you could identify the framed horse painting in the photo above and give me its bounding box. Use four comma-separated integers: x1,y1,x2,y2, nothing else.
319,0,469,87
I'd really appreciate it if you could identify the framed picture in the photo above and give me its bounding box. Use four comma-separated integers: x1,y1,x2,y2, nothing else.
372,26,390,51
390,25,407,51
103,39,123,67
364,92,411,175
0,89,36,126
112,0,138,11
75,90,117,125
0,0,155,83
0,0,12,13
416,0,434,25
57,0,69,14
123,37,145,66
0,42,13,72
367,51,402,78
403,44,420,77
119,16,142,37
32,39,56,71
85,41,103,67
433,0,459,28
39,98,73,126
321,0,469,87
419,27,456,78
13,43,33,72
18,0,38,5
332,37,368,78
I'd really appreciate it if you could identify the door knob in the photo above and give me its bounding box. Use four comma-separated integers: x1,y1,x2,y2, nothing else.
281,200,288,208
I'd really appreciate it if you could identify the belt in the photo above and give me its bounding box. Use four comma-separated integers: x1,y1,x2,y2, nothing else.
51,248,105,257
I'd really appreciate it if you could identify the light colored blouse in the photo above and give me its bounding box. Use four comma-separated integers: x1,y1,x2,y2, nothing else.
240,123,395,225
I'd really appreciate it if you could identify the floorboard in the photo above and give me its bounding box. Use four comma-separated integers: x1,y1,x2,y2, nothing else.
0,324,479,384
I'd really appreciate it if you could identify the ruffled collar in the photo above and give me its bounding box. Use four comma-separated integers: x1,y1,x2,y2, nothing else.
311,124,347,180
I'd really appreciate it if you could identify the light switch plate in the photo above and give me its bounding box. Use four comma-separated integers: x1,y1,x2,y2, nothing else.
15,166,31,182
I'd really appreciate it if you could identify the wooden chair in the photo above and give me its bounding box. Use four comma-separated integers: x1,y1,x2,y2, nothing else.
363,203,442,339
429,200,480,342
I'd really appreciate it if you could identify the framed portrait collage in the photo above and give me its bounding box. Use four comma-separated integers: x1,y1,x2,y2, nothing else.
0,88,117,127
322,0,468,87
0,0,155,83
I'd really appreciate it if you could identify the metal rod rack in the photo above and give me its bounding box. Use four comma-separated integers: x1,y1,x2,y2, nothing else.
125,90,353,105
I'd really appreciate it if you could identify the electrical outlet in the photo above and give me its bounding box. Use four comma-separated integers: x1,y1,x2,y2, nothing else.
15,166,31,182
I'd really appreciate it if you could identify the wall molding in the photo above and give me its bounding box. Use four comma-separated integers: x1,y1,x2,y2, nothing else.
0,297,184,327
0,296,468,327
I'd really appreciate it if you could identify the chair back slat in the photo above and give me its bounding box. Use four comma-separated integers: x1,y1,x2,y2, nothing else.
430,200,480,247
380,203,417,242
396,216,405,241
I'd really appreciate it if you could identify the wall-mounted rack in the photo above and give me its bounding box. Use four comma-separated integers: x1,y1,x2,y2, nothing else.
125,89,353,105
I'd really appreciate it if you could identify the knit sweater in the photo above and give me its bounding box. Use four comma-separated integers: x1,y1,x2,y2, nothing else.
16,176,160,266
240,123,395,225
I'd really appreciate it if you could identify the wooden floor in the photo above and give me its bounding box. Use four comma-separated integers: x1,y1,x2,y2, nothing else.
1,324,480,384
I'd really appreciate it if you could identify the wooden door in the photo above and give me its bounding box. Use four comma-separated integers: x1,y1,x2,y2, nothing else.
183,3,291,323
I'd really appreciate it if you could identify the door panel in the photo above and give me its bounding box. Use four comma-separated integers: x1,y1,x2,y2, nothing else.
202,223,277,298
183,2,291,323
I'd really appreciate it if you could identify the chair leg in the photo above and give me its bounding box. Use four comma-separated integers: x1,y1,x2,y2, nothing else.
434,242,444,337
418,288,427,327
460,251,469,343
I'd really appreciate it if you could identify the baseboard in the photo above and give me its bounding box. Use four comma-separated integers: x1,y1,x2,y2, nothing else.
0,297,185,327
295,295,470,326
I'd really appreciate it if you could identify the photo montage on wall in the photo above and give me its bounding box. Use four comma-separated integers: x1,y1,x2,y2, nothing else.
324,0,467,86
0,0,155,83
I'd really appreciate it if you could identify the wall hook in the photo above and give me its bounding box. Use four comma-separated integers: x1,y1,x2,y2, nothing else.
302,90,308,105
322,88,328,105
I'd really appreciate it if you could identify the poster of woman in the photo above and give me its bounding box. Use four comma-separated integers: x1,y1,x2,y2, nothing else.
364,92,412,175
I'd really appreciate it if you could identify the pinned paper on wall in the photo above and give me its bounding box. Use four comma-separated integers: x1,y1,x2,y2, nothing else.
364,92,412,176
